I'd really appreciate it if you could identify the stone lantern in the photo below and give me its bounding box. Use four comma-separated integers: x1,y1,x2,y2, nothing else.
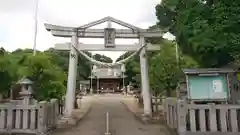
18,77,34,105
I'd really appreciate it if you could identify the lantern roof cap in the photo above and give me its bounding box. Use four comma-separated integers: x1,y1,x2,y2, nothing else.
17,77,33,85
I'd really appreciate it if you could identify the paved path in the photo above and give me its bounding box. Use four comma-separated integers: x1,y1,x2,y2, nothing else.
53,94,168,135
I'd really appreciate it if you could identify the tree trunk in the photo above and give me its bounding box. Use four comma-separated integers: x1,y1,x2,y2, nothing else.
166,89,171,97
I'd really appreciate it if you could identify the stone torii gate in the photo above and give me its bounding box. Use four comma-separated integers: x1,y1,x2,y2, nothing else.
45,16,163,118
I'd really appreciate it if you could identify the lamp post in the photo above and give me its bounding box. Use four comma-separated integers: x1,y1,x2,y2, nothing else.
97,75,99,94
121,64,126,94
91,65,97,94
90,55,93,94
90,66,93,94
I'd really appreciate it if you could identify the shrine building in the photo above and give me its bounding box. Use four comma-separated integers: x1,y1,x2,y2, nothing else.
89,65,126,93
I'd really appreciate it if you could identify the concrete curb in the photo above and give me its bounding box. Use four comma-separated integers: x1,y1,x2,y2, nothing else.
120,100,149,124
121,100,175,135
75,104,92,124
53,102,93,132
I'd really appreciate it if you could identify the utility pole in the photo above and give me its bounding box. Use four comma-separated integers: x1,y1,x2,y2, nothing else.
174,40,179,67
33,0,39,56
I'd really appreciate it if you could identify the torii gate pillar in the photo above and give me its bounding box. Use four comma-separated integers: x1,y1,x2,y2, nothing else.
65,30,78,117
139,36,152,116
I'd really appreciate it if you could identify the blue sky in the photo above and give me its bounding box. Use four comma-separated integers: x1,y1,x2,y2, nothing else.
0,0,175,61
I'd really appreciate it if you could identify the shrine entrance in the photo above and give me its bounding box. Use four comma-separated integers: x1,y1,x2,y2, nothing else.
45,16,163,118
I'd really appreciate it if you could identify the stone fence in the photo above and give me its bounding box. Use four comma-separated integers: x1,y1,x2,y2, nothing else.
134,95,165,114
151,96,165,113
0,99,59,134
164,98,240,135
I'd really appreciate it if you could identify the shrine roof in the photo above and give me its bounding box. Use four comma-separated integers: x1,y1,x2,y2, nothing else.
183,68,236,75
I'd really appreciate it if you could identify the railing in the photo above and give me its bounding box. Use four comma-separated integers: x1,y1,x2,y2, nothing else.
8,99,38,105
163,98,178,129
0,99,59,134
134,95,165,114
185,103,240,133
164,98,240,135
46,99,59,129
151,96,165,113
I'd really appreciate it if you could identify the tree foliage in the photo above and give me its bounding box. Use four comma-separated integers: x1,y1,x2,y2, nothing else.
116,52,141,87
116,39,199,96
149,40,199,96
0,52,13,94
93,54,113,63
0,48,112,101
155,0,240,67
15,53,66,100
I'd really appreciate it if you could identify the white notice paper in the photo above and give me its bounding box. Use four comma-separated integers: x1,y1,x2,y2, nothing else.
212,80,222,92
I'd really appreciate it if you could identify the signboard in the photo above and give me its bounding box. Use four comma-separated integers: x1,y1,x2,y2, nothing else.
188,75,228,100
104,28,116,48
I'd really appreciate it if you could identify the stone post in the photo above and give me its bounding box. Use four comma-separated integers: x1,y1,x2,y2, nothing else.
139,36,152,117
177,100,187,135
127,85,131,95
65,29,78,117
38,101,48,133
50,99,58,127
76,95,82,109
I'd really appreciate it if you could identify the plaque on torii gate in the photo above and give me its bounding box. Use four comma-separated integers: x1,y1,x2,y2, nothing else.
44,16,165,117
104,28,116,48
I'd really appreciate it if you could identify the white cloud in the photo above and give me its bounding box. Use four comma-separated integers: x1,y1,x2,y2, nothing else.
0,0,162,61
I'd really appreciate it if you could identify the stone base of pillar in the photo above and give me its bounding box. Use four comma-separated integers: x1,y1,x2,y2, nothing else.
141,113,152,124
57,116,77,129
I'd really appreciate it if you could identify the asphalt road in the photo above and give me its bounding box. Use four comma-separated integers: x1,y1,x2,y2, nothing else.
53,94,168,135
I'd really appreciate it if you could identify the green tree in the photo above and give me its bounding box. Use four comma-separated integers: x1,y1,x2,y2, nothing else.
155,0,240,67
0,46,114,100
116,39,199,96
116,52,141,87
93,54,113,63
0,52,12,94
149,40,199,96
16,53,67,101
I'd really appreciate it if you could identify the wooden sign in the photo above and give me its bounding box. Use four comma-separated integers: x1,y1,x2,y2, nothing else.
104,28,115,48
